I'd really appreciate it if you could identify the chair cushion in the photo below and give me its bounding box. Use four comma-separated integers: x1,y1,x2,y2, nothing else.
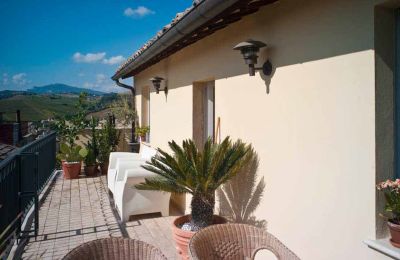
125,168,156,179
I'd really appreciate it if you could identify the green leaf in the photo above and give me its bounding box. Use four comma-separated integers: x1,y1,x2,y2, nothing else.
79,148,88,158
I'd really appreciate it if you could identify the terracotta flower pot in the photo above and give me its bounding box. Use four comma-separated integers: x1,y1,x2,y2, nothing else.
62,161,81,179
84,164,98,177
100,162,109,175
388,220,400,247
172,214,227,260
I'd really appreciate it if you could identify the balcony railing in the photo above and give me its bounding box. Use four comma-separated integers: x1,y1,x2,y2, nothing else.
0,131,56,257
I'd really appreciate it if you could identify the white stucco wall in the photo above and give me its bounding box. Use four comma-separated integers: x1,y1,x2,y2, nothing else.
133,0,387,258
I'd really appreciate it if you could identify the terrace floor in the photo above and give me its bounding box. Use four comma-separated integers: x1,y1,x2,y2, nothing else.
21,172,179,260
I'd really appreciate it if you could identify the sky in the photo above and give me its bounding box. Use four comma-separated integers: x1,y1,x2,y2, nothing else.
0,0,191,93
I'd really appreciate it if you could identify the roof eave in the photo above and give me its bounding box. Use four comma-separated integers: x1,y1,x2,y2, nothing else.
112,0,278,80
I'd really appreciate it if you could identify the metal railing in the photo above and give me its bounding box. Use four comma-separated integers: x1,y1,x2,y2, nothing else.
0,131,56,257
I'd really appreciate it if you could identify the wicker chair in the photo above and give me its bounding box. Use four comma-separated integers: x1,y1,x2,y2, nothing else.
189,224,300,260
63,237,167,260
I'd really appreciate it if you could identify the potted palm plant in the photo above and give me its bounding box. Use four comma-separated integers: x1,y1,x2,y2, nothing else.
377,179,400,247
58,142,87,179
136,137,249,259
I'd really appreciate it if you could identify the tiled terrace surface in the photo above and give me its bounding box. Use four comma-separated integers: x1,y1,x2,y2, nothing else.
21,172,179,260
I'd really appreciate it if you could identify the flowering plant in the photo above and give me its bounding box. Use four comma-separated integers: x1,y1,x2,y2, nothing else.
377,179,400,224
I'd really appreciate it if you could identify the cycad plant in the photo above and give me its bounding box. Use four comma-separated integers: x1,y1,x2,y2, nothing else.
136,137,249,230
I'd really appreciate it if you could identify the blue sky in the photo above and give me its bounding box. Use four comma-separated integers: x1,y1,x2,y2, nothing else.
0,0,190,92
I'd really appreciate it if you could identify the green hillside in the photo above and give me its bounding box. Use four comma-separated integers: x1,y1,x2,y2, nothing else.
0,95,79,121
0,93,120,122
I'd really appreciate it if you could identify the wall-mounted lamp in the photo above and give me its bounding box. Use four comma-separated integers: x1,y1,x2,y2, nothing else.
233,39,272,77
149,76,167,94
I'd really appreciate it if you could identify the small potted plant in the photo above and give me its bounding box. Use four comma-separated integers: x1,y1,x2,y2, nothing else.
136,137,249,259
377,179,400,247
135,126,150,142
58,142,87,179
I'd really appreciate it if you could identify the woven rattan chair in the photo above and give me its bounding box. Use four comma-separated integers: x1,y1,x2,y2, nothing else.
189,224,300,260
62,237,167,260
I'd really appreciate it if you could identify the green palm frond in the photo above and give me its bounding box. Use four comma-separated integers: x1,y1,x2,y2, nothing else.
135,176,189,193
135,136,248,196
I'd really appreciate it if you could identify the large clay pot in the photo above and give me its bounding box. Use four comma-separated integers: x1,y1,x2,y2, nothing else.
172,215,227,260
388,220,400,248
100,162,109,175
84,164,98,177
62,161,81,179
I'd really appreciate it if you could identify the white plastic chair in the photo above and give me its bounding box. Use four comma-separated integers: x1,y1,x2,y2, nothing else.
110,144,169,221
107,152,142,194
114,166,171,221
107,143,157,194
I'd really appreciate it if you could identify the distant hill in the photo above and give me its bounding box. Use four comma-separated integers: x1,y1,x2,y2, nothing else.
0,94,79,121
0,90,33,99
28,83,105,96
0,92,119,121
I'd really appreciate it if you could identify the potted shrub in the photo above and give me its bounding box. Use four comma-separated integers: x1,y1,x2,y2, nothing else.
98,137,112,175
135,126,150,142
377,179,400,247
84,141,98,176
58,142,87,179
136,137,249,259
84,117,99,176
52,92,89,170
98,117,119,175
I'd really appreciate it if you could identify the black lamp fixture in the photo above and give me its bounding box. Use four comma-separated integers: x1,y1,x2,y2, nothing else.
149,76,167,94
233,39,272,77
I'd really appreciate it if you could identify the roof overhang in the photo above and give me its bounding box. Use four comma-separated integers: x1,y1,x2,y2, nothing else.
112,0,278,80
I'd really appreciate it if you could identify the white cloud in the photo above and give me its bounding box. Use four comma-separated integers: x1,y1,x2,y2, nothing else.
82,73,115,92
102,55,125,65
96,73,106,84
124,6,154,18
12,73,28,85
73,52,106,63
72,52,125,66
78,72,85,77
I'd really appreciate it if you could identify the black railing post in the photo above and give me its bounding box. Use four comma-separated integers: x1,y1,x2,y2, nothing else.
16,110,22,142
16,154,21,245
34,152,39,239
